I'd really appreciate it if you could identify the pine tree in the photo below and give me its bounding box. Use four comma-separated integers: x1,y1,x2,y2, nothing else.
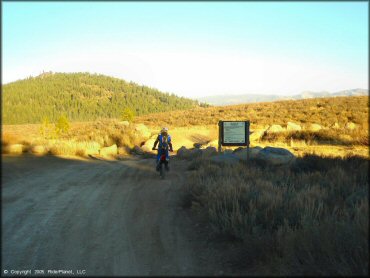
121,108,135,122
55,114,70,136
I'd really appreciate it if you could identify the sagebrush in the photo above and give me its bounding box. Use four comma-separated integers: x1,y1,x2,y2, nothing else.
186,155,369,275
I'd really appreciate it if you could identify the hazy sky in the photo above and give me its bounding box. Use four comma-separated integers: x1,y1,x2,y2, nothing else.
3,2,368,98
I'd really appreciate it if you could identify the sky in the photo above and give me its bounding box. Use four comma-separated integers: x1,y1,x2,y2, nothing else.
2,1,368,98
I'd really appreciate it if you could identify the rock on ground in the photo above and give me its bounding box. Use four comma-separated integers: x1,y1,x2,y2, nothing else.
177,146,203,160
132,145,144,155
99,144,118,157
119,121,130,127
205,139,219,148
250,130,265,141
309,123,322,131
118,146,130,156
3,144,24,154
233,146,262,160
141,138,156,153
177,146,190,159
202,147,218,158
257,146,295,166
287,122,302,131
31,145,48,155
193,143,203,149
189,148,203,159
345,122,356,130
134,124,151,140
84,142,101,155
266,125,284,134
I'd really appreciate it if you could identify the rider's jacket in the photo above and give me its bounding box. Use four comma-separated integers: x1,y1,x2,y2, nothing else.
157,134,171,148
153,133,173,150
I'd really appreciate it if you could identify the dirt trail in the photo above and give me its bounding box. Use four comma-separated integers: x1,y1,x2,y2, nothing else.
2,154,229,276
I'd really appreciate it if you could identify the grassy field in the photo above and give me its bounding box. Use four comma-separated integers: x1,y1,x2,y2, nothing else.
136,95,368,129
185,154,369,275
136,95,369,158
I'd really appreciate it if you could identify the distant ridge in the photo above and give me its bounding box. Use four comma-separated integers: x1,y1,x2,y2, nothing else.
197,88,368,106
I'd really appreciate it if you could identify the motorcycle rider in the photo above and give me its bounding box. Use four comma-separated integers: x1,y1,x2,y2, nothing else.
152,127,173,171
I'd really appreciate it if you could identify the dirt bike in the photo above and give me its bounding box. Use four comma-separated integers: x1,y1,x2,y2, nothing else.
153,146,172,179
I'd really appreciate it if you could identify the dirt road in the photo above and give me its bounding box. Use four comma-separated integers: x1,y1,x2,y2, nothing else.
2,154,232,276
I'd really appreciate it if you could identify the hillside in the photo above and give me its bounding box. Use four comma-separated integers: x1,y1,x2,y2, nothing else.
197,89,368,105
136,95,368,155
137,95,368,130
2,72,203,124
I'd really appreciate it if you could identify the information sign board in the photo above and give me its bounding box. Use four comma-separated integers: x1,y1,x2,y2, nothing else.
219,121,250,146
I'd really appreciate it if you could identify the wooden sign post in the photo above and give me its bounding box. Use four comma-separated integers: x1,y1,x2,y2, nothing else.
218,121,223,153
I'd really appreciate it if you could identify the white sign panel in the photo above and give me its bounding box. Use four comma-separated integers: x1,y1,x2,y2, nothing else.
223,122,246,143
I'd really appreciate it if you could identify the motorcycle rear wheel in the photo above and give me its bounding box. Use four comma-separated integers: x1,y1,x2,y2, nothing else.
159,163,165,179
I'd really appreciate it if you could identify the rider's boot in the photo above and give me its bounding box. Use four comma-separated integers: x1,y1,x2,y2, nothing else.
156,162,160,171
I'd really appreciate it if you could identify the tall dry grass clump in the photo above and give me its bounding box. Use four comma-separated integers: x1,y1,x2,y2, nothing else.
64,119,144,148
186,155,368,275
47,119,146,156
2,118,149,157
2,133,20,147
49,140,101,156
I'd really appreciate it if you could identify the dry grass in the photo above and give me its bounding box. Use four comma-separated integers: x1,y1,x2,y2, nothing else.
186,155,369,275
2,133,19,146
136,96,368,130
136,96,368,143
3,96,368,157
49,140,101,156
136,96,368,157
2,131,32,147
2,119,149,157
261,129,369,147
63,119,146,148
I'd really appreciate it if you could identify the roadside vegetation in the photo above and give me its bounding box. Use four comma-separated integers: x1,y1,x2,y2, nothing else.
2,117,149,157
185,154,369,275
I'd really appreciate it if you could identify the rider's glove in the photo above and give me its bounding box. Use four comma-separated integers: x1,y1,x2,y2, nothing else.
170,149,174,152
152,147,156,150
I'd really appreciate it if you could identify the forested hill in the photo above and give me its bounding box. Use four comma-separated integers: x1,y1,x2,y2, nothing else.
2,72,202,124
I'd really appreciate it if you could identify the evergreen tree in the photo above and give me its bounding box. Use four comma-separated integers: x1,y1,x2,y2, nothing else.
121,107,135,122
55,114,70,136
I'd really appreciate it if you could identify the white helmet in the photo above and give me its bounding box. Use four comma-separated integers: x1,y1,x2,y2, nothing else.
161,127,168,133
